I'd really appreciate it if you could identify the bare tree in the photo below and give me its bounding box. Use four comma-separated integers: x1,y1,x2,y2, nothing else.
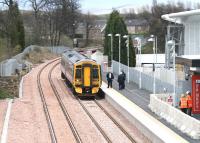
25,0,47,44
42,0,80,46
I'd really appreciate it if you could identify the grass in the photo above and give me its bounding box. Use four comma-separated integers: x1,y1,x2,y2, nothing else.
0,89,13,99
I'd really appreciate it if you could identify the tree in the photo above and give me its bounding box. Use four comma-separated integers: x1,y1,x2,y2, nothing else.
10,2,25,52
0,0,25,55
149,2,186,53
41,0,80,46
104,10,135,67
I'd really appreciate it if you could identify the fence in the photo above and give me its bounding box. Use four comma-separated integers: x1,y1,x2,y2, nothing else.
112,60,191,99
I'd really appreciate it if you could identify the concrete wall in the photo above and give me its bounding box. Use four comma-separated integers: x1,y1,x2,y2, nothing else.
0,45,69,77
0,59,19,76
149,94,200,139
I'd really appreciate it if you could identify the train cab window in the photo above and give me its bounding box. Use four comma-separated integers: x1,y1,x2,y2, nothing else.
75,69,81,79
93,68,99,79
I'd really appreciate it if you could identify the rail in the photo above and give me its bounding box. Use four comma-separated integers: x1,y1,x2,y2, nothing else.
37,59,59,143
49,62,82,143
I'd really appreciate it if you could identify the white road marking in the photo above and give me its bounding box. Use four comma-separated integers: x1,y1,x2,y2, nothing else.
0,99,13,143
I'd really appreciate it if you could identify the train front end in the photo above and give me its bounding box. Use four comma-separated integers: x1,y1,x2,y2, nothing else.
73,61,101,96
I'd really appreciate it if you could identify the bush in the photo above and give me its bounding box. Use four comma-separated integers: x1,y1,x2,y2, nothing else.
0,89,13,99
23,53,30,59
33,46,42,53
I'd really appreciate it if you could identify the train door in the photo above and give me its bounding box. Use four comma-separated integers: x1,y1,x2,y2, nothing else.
84,66,91,86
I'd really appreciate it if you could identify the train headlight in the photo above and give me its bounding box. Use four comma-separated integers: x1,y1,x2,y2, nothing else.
92,81,99,87
75,79,82,86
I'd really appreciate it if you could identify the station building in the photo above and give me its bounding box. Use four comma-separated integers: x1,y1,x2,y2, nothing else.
162,9,200,113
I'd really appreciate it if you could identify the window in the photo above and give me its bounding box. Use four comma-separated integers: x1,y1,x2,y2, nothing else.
76,69,81,79
93,68,99,79
68,54,74,58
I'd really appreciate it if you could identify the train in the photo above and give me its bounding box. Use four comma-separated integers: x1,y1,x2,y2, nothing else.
61,50,102,97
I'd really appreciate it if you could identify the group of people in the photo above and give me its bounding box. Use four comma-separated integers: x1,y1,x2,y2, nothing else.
106,70,126,90
179,90,192,116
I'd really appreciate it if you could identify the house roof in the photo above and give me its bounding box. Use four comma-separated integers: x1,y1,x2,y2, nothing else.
125,19,149,26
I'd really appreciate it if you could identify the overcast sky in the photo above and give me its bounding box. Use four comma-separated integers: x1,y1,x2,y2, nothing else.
80,0,200,14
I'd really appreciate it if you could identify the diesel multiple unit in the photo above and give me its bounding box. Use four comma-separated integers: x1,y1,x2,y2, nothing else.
61,50,102,97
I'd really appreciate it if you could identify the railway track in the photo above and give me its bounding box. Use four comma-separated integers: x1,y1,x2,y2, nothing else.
37,59,59,143
94,100,137,143
38,60,137,143
62,76,137,143
37,59,82,143
77,98,112,143
49,62,82,143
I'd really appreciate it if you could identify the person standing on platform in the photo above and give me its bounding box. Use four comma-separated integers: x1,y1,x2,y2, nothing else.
106,71,114,88
117,72,124,90
179,94,187,114
121,70,126,89
186,91,192,116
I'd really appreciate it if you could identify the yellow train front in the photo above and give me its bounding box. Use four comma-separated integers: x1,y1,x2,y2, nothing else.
61,50,102,97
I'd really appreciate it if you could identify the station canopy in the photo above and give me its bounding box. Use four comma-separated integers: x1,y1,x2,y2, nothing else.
176,55,200,71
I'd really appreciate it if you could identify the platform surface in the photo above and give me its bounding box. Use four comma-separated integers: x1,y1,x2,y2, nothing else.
102,72,200,143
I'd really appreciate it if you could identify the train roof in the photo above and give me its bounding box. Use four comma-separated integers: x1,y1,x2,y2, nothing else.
62,50,97,64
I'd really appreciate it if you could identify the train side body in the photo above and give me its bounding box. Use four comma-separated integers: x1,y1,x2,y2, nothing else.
61,50,102,96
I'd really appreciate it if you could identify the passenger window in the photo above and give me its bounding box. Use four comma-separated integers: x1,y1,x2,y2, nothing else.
93,69,99,79
76,69,81,79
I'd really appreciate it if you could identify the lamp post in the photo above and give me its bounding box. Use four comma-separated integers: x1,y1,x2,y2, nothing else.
115,34,121,74
72,22,76,48
148,35,157,94
107,34,113,73
135,37,142,89
167,40,176,106
123,35,129,83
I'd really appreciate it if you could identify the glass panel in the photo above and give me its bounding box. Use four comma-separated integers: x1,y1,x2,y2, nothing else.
93,68,99,79
76,69,81,79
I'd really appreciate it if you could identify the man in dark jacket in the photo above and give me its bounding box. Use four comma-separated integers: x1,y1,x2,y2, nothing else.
121,71,126,89
118,72,124,90
106,72,114,88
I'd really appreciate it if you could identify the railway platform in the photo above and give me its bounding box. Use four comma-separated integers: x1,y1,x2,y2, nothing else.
102,73,200,143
